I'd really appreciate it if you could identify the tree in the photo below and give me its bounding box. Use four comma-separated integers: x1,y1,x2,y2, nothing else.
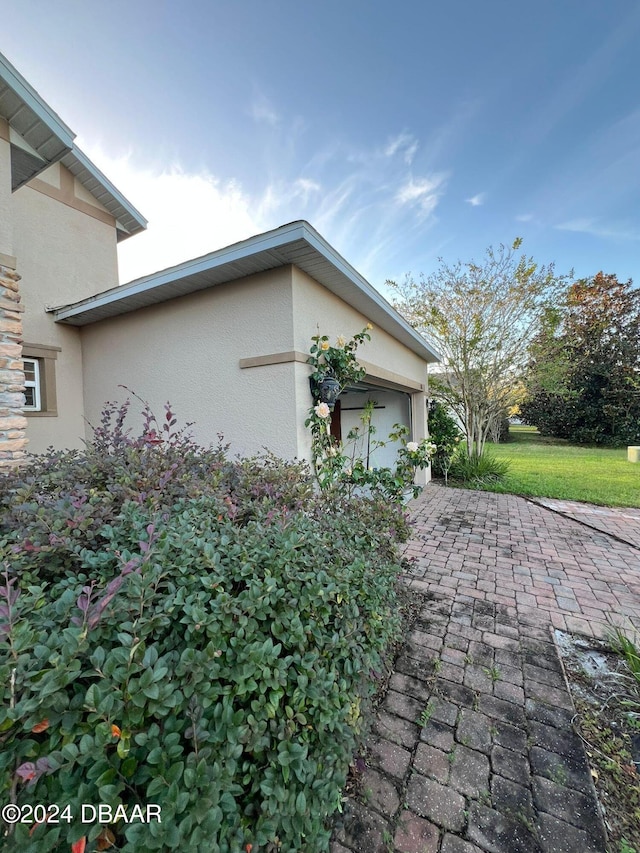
520,272,640,445
427,401,463,484
389,239,568,458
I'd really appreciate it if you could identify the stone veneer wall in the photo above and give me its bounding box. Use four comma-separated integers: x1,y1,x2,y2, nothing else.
0,262,27,468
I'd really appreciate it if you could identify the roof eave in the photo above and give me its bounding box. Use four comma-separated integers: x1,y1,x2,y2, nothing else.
0,51,146,237
0,53,75,187
52,221,440,363
295,223,441,363
61,147,148,240
0,53,75,149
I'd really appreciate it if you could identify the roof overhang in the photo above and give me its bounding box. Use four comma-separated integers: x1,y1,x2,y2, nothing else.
52,220,441,363
0,52,74,187
60,146,147,241
0,51,146,240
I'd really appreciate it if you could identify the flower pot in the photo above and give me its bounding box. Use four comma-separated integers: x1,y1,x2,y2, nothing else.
311,376,341,410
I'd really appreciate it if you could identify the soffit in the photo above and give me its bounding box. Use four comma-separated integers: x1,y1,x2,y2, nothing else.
0,55,73,188
0,51,146,239
59,148,147,240
52,221,441,363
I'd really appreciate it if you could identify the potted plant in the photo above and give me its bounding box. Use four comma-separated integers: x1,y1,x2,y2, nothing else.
308,325,372,408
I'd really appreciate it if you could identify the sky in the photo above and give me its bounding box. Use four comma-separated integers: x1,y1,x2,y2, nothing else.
3,1,640,296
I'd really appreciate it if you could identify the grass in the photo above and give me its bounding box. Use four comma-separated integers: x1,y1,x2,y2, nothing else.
561,634,640,851
473,426,640,508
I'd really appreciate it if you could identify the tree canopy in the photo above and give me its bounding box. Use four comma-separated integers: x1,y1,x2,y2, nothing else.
389,239,568,457
520,272,640,445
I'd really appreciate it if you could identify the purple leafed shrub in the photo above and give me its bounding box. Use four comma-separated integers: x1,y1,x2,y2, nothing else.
0,396,410,852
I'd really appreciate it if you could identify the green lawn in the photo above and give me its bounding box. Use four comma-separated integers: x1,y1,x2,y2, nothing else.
478,426,640,507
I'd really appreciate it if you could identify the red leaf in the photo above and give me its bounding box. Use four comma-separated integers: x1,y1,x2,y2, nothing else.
32,719,50,733
16,757,51,785
71,837,87,853
16,762,36,782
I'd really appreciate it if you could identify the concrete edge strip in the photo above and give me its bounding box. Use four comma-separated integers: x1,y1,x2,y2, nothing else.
547,623,609,849
525,497,640,553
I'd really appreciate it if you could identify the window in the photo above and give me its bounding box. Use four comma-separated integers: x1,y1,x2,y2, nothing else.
23,358,41,411
21,343,60,417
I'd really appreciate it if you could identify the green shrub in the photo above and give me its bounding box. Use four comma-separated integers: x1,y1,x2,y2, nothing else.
0,399,406,852
427,402,463,481
449,451,510,485
495,416,510,443
608,629,640,694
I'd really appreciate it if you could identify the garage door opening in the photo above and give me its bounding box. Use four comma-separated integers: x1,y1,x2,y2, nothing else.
334,385,412,470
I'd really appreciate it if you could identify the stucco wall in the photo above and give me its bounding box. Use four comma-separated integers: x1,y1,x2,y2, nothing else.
12,164,121,452
0,121,12,257
80,267,300,459
14,167,119,333
291,268,428,388
291,267,429,464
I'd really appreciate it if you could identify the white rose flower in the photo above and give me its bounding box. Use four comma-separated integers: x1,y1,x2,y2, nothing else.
406,441,419,452
314,402,331,418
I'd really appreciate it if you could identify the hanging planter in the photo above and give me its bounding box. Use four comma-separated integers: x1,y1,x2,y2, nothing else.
309,375,341,410
316,376,341,410
307,326,372,413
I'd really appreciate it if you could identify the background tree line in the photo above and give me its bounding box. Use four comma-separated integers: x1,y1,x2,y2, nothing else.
390,246,639,459
520,272,640,446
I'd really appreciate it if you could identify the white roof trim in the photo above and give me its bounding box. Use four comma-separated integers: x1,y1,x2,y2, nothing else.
0,52,75,148
60,147,147,240
0,51,146,239
51,221,441,363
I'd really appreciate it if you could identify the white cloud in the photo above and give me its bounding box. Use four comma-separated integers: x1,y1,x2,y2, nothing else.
292,177,321,202
515,213,533,222
384,132,419,165
250,97,280,126
403,141,418,165
82,147,329,284
82,146,264,282
556,218,594,233
395,175,446,215
81,129,450,290
555,218,640,241
466,192,486,207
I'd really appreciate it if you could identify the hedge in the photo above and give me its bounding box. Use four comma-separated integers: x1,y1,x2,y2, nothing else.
0,399,408,852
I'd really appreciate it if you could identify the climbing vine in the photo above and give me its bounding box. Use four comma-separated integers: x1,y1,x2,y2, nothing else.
305,325,436,500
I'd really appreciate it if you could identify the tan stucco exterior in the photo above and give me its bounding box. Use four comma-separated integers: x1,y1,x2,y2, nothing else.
1,53,436,474
290,267,429,478
12,163,121,452
292,267,429,387
80,268,302,459
3,120,431,470
80,263,431,480
2,134,433,467
0,50,147,464
0,121,12,257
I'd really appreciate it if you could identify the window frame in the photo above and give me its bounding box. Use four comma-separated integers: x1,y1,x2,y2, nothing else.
22,357,41,411
21,343,60,417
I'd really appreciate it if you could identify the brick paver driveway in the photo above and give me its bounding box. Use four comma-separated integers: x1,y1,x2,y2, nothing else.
332,485,640,853
406,486,640,638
